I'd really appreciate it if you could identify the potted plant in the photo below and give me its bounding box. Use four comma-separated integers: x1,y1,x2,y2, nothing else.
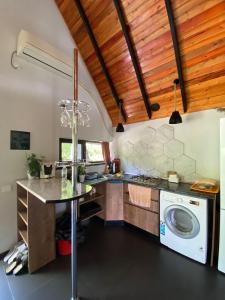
26,153,42,179
78,164,86,183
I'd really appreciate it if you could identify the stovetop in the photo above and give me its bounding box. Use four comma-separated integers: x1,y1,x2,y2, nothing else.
130,175,161,187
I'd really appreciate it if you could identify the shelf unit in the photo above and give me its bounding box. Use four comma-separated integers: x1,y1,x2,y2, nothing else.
80,209,104,222
17,185,28,248
78,188,105,221
17,183,56,273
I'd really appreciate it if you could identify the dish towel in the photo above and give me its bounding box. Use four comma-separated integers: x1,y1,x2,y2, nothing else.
128,184,152,208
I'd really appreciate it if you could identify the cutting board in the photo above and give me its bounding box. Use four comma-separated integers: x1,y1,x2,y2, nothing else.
191,179,219,194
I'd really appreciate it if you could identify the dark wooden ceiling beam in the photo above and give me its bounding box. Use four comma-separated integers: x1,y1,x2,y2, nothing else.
73,0,127,122
113,0,152,119
165,0,187,112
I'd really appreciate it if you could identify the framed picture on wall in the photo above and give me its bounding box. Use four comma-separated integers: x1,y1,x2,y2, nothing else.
10,130,30,150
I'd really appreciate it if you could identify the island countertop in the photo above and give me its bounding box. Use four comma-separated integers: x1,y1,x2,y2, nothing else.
17,178,92,203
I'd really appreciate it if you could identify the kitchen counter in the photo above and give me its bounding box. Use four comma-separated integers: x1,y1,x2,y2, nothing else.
88,174,217,267
85,174,217,201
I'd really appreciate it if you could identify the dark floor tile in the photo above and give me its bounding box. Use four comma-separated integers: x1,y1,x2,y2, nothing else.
3,219,225,300
0,263,6,287
0,263,13,300
5,265,53,300
0,284,13,300
22,268,101,300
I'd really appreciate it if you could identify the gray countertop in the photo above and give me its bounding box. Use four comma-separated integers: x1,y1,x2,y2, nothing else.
84,175,217,200
17,178,92,204
17,174,217,204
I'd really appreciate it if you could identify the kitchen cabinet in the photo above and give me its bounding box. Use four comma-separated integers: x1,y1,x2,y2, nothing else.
124,204,159,236
123,183,159,236
105,182,123,221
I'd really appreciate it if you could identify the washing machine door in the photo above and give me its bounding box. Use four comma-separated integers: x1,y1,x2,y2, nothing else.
164,204,200,239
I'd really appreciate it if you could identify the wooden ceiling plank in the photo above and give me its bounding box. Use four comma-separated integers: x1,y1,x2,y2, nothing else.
165,0,187,112
113,0,152,118
174,0,225,24
56,0,225,125
73,0,127,122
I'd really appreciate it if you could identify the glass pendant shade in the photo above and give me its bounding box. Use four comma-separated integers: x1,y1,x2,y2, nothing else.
169,110,182,124
59,99,90,128
116,122,124,132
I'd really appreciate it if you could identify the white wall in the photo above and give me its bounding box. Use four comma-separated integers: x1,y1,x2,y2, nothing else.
0,0,111,253
111,109,223,182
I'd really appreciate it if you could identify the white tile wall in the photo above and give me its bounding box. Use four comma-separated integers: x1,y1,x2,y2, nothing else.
113,124,202,182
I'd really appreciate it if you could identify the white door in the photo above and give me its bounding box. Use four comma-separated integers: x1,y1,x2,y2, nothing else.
218,209,225,273
220,118,225,209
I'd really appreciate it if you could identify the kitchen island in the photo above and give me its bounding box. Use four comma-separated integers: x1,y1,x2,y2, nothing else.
16,178,92,273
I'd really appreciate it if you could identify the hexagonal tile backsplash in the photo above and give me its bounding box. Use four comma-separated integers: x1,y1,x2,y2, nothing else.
117,124,200,183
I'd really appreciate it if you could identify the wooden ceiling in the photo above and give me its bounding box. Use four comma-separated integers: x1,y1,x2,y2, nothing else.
55,0,225,126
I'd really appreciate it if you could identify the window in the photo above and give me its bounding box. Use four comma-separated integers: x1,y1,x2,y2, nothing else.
59,138,83,161
86,142,104,163
59,139,104,164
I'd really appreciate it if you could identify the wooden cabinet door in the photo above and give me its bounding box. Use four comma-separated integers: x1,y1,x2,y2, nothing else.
124,203,159,236
106,182,123,221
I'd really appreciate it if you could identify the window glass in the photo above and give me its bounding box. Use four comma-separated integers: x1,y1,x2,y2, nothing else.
60,141,82,161
86,142,103,162
61,142,72,161
59,139,104,163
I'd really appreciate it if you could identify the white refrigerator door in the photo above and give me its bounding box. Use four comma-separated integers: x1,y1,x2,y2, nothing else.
220,118,225,209
218,209,225,273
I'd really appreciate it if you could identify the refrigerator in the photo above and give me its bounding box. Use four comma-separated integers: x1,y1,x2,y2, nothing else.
219,118,225,273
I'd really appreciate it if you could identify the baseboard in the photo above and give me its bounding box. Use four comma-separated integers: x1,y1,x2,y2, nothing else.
104,220,124,227
124,222,160,243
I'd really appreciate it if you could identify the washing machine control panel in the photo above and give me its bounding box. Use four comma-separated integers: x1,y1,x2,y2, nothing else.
189,200,200,206
161,191,201,207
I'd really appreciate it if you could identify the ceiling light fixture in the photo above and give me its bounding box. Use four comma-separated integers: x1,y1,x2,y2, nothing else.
116,99,124,132
169,79,182,124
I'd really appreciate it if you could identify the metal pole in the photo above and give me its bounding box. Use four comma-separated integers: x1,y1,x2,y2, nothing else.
71,200,79,300
71,48,79,300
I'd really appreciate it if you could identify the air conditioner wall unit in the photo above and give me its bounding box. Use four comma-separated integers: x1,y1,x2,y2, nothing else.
17,30,73,78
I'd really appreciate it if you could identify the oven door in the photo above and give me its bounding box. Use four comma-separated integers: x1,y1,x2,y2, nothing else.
164,204,200,239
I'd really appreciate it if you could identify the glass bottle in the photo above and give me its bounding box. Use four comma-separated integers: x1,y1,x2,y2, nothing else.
61,165,67,179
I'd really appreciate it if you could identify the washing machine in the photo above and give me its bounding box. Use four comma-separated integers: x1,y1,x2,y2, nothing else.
160,191,208,264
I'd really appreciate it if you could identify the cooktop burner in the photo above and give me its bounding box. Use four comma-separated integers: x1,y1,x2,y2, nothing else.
130,175,161,186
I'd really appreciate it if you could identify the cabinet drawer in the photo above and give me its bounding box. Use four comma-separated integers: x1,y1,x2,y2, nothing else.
124,203,159,236
126,186,159,213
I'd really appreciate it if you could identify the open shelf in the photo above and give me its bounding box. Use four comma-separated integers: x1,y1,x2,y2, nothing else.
18,211,28,225
79,200,103,221
80,209,103,221
19,229,28,246
79,193,104,206
18,197,28,208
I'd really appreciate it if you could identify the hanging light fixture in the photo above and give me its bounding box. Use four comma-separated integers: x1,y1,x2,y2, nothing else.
116,99,124,132
169,79,182,124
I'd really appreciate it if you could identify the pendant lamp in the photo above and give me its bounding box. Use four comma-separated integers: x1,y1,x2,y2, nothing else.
116,100,124,132
169,79,182,124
